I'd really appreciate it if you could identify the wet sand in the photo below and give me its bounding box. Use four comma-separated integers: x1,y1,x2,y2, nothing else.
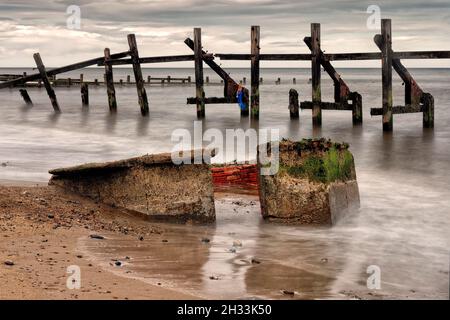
0,184,199,299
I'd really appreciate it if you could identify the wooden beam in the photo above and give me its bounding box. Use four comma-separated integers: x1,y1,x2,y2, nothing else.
0,51,129,89
98,54,196,66
127,34,149,116
304,36,350,103
381,19,393,131
215,51,450,61
193,28,205,118
33,53,61,113
351,92,363,125
19,89,33,105
311,23,321,127
370,105,422,115
374,34,424,107
187,97,236,104
300,101,353,110
250,25,260,119
104,48,117,113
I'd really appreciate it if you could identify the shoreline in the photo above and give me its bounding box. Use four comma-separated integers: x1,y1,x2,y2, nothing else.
0,184,200,300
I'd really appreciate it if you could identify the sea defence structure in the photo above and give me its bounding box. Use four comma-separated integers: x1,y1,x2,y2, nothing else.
49,151,215,223
0,18,446,131
258,139,360,225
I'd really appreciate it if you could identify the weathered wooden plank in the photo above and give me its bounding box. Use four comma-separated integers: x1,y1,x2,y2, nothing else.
351,92,363,125
381,19,393,131
250,25,260,119
104,48,117,113
288,89,299,118
300,101,353,110
128,34,149,116
185,38,232,83
187,97,236,104
193,28,205,118
311,23,321,127
81,83,89,106
422,93,434,128
374,34,423,106
33,53,61,113
0,51,129,89
370,105,422,115
19,89,33,105
98,54,197,66
304,36,350,103
185,36,248,113
215,51,450,61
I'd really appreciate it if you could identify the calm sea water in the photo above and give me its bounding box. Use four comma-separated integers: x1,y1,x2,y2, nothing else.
1,67,449,298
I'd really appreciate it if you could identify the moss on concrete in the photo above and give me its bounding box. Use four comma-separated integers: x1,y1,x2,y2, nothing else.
278,139,354,183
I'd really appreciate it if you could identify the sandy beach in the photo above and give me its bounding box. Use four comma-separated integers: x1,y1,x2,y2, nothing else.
0,184,199,300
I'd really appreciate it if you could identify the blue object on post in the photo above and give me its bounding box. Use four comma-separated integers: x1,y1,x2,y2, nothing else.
236,86,246,111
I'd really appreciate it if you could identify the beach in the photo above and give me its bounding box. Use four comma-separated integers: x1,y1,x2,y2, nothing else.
1,68,449,299
0,184,198,299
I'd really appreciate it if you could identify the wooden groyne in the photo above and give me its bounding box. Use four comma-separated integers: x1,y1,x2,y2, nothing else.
1,18,449,131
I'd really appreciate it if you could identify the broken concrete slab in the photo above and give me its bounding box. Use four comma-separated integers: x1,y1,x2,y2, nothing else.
258,138,360,225
49,150,215,223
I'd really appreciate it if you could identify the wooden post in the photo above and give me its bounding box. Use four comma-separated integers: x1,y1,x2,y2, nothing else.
311,23,321,127
128,34,149,116
81,83,89,106
289,89,299,119
381,19,393,131
68,78,72,86
422,93,434,128
120,79,123,85
147,75,151,83
251,25,260,119
80,74,84,83
33,53,61,113
94,79,99,85
104,48,117,113
351,92,363,125
293,78,296,85
127,75,131,84
206,76,209,84
260,77,263,84
194,28,205,118
167,75,171,83
19,89,33,105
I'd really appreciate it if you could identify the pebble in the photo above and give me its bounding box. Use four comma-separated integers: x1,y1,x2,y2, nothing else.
47,214,54,219
4,260,14,266
251,259,261,264
209,276,219,280
281,290,295,296
201,237,210,243
114,261,122,267
90,234,105,240
233,240,242,247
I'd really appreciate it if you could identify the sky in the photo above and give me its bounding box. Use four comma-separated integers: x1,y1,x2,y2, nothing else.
0,0,450,68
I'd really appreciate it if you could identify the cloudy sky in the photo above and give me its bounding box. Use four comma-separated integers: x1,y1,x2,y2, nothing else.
0,0,449,68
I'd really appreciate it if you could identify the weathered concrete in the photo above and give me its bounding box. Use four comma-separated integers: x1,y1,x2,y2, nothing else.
258,138,360,225
49,151,215,223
